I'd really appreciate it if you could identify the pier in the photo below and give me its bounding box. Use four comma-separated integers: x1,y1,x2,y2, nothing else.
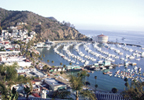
107,41,141,47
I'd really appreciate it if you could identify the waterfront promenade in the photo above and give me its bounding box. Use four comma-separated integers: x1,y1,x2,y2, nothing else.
53,40,86,43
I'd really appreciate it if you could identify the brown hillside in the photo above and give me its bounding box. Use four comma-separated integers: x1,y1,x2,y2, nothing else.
0,7,88,41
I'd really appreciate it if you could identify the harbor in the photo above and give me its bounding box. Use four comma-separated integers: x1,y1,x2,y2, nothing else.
37,38,144,92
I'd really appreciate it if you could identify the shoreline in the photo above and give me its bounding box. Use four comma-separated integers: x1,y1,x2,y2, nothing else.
52,40,86,43
40,60,51,68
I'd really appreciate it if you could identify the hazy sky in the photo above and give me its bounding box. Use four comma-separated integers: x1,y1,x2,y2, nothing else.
0,0,144,31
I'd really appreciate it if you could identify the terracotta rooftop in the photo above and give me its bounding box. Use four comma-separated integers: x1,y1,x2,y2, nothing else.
97,34,108,37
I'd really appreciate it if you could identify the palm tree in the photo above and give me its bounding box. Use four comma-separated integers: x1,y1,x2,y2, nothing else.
95,84,98,92
63,64,66,68
125,82,129,90
60,62,63,66
51,61,54,64
60,71,63,75
77,73,80,77
69,62,72,65
69,62,72,75
94,76,97,92
85,81,90,90
69,71,96,100
43,65,48,71
94,76,97,83
87,74,90,81
47,60,49,63
124,78,128,82
86,74,90,89
52,66,55,68
80,70,87,83
0,82,19,100
80,90,97,100
69,75,83,100
121,81,144,99
0,82,8,99
124,77,129,90
112,87,118,93
24,85,32,99
11,87,19,100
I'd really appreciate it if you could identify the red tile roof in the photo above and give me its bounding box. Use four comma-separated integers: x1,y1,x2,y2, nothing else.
98,34,108,37
32,93,40,97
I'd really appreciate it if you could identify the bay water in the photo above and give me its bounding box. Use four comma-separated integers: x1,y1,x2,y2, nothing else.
37,30,144,92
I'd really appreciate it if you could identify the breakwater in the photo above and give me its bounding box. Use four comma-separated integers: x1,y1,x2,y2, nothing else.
107,41,141,47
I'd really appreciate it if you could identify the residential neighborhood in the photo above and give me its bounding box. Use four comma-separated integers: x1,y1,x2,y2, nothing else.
0,23,73,100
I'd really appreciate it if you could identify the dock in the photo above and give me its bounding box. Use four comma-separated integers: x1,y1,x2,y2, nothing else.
107,41,141,47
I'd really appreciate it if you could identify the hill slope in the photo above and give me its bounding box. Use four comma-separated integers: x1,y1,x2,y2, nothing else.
0,8,88,41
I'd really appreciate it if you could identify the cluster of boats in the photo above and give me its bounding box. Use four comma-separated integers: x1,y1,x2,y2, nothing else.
53,42,144,68
103,65,143,82
48,41,144,84
54,43,88,64
93,43,116,62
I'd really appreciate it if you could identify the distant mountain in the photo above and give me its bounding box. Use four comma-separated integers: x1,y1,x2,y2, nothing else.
0,7,88,41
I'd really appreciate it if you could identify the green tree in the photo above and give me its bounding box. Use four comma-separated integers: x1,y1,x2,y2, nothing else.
125,82,129,90
87,74,90,82
112,87,118,93
11,87,19,100
69,75,83,100
0,26,2,35
124,77,128,82
124,77,129,90
69,62,72,65
63,64,66,68
85,81,90,90
6,65,18,81
51,61,54,63
0,64,31,100
43,54,45,57
60,62,63,66
80,90,96,100
24,83,33,100
86,74,90,89
79,70,87,83
52,66,55,68
95,84,98,91
47,60,49,63
121,81,144,100
60,71,63,75
69,71,96,100
0,82,8,99
43,65,48,70
94,76,97,92
52,90,70,99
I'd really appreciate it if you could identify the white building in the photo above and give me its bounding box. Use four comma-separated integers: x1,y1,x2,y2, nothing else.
93,34,108,43
41,90,46,99
97,34,108,43
43,78,67,91
1,56,32,68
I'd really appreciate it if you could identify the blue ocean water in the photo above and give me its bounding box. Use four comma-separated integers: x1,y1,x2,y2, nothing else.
37,30,144,92
79,30,144,47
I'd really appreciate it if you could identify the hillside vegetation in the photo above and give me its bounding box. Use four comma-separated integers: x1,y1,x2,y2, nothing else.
0,7,88,41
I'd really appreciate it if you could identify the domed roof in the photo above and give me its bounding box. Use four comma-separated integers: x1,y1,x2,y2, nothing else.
97,34,108,37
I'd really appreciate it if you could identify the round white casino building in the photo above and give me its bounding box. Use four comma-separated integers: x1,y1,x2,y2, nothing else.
96,34,108,43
